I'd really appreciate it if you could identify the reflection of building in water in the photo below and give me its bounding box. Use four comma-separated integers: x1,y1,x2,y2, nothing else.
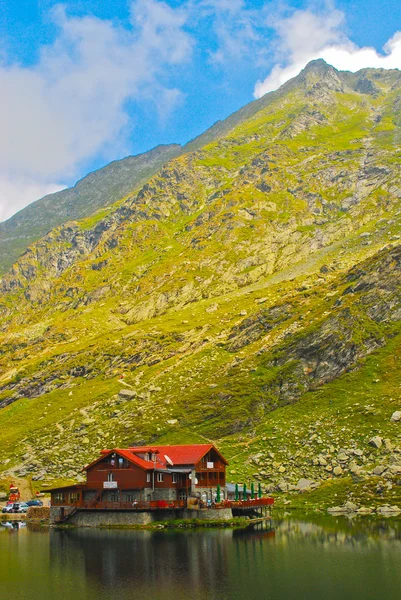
50,528,236,594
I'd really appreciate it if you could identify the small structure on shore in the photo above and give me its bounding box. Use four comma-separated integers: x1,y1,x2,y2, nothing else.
45,444,273,526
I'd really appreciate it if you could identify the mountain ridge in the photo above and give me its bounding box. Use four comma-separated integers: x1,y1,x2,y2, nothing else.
3,58,400,276
1,60,401,509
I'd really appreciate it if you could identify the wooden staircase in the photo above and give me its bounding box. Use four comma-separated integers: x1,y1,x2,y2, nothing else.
55,506,78,523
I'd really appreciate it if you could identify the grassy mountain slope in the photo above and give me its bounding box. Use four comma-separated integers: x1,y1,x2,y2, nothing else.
1,60,401,507
0,144,181,274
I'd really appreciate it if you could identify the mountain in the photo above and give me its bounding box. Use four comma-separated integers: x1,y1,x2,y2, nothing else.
0,144,181,274
1,59,401,510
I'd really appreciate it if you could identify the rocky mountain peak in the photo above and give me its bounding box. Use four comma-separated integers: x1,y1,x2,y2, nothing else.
301,58,333,76
298,58,345,95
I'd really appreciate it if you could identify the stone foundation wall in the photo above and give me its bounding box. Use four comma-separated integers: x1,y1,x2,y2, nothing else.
50,506,233,527
183,508,233,520
67,510,156,527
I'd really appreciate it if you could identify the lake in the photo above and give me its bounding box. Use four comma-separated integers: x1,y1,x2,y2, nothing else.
1,517,401,600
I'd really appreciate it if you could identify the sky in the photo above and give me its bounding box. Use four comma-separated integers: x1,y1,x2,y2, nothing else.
0,0,401,222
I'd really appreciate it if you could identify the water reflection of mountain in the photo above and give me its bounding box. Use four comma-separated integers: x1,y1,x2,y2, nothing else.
272,518,401,549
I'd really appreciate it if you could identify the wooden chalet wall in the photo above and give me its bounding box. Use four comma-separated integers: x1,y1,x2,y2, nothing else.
195,447,226,488
85,454,190,493
86,456,151,490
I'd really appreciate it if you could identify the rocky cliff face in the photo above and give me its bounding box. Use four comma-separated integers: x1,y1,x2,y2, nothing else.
1,60,401,507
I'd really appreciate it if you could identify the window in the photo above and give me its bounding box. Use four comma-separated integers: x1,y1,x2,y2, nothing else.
110,493,119,502
151,453,156,462
145,453,150,462
157,473,164,482
126,494,134,503
107,473,114,482
172,473,177,483
146,473,151,483
69,493,79,504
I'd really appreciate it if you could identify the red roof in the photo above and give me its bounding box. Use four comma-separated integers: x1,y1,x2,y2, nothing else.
128,444,228,467
83,449,154,472
83,444,227,472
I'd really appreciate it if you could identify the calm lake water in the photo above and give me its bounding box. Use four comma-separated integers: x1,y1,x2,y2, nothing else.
1,517,401,600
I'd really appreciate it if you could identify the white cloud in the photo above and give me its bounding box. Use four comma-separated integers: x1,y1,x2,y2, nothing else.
199,0,269,64
254,9,401,98
0,178,65,222
0,0,192,222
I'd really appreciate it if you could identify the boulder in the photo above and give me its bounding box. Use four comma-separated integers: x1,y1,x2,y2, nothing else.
369,436,383,449
357,507,373,515
327,506,345,514
32,470,47,481
295,478,316,492
277,481,289,493
118,389,137,399
333,466,343,476
390,411,401,422
372,465,387,476
376,505,401,515
383,439,394,451
328,501,359,514
343,501,359,512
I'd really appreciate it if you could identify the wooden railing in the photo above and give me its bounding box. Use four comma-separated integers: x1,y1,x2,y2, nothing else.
51,497,273,510
52,500,187,510
222,498,274,508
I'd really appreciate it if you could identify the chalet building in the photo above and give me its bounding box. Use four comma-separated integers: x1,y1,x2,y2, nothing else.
49,444,228,507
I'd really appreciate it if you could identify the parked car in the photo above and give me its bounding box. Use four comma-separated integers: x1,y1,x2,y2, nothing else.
1,503,14,514
26,500,43,507
12,503,29,513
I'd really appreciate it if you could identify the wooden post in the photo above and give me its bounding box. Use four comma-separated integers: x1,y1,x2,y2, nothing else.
191,469,196,495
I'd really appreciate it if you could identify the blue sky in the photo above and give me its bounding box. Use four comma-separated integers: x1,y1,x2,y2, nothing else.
1,0,401,220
